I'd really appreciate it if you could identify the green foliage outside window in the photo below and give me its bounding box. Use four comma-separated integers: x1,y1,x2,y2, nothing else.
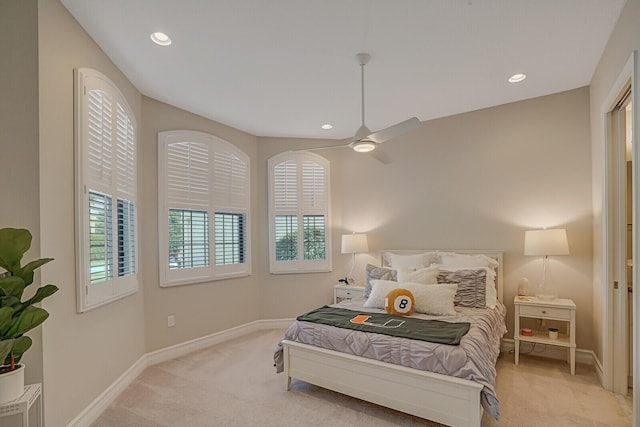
275,227,325,261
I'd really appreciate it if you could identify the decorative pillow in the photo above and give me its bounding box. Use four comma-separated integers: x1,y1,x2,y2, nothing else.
437,268,487,308
409,283,457,316
381,252,438,270
364,264,397,298
364,279,401,308
397,265,439,284
434,265,497,308
438,252,499,269
365,280,457,316
385,288,415,316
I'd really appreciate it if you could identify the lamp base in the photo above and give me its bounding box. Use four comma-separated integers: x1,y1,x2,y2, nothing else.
536,293,558,301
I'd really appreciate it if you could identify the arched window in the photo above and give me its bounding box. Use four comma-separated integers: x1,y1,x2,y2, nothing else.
158,130,251,286
74,68,138,312
268,152,331,273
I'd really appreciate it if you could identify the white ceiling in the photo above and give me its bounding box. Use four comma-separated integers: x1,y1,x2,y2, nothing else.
61,0,625,140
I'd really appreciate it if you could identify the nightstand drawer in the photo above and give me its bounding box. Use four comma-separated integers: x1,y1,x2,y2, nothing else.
335,287,363,299
519,305,570,320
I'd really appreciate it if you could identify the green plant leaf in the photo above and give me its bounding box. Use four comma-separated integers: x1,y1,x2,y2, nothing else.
5,306,49,338
0,228,31,273
0,338,14,365
24,284,59,307
9,335,32,365
0,276,26,298
0,306,13,335
0,296,20,309
16,258,53,287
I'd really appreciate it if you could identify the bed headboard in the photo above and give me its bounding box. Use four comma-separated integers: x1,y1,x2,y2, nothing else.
380,249,504,303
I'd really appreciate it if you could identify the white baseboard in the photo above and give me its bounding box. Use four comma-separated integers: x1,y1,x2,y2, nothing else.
593,352,605,384
66,355,147,427
67,318,294,427
501,338,595,366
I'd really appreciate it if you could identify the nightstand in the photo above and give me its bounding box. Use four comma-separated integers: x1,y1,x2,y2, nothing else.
334,284,365,303
514,296,576,374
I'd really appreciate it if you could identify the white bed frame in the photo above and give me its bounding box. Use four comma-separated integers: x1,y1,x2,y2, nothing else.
282,249,504,427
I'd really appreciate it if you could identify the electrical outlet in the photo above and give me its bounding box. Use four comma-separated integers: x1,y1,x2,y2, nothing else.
167,315,175,327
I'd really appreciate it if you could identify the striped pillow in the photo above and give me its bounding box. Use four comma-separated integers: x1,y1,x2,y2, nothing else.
437,268,487,308
365,264,397,298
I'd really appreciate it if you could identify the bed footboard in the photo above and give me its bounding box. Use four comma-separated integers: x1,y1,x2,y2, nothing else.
282,340,483,427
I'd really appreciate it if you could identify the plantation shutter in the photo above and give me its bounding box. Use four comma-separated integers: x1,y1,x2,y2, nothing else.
115,101,136,277
76,68,138,312
268,153,331,273
166,142,210,209
165,141,211,270
213,151,247,210
274,160,298,211
116,102,135,195
213,151,248,266
158,130,251,286
86,89,113,188
302,160,325,211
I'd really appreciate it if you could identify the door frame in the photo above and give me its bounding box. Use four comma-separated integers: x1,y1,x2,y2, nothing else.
603,50,639,425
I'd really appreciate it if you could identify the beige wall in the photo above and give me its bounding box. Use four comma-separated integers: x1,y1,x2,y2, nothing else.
589,0,640,367
38,1,146,425
259,88,594,349
257,138,347,318
0,0,44,388
4,0,604,423
140,97,261,352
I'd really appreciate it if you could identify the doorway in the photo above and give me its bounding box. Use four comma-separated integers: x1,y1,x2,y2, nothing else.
607,81,632,395
604,51,639,426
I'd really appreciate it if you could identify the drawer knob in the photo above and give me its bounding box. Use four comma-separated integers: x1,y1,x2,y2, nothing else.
541,310,547,314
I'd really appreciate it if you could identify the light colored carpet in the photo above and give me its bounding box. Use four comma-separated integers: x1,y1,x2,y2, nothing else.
92,329,632,426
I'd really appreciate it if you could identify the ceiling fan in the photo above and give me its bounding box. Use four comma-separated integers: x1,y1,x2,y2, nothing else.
292,53,420,163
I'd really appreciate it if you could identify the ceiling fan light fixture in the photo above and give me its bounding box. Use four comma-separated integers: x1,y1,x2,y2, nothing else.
352,141,375,153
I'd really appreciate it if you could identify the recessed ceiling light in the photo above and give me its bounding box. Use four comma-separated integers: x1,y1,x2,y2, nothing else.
508,73,527,83
150,32,172,46
321,124,333,130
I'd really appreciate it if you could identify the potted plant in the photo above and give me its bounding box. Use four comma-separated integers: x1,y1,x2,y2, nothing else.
0,228,58,403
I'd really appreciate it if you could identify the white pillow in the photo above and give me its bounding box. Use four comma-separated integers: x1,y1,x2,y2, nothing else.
364,279,402,309
397,265,439,284
364,280,457,316
382,252,438,269
438,252,499,269
409,283,458,316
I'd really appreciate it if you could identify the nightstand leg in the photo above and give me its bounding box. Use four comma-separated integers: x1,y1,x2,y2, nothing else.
570,348,575,375
515,339,520,365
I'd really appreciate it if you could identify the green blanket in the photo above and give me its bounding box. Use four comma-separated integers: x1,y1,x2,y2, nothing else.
297,306,470,345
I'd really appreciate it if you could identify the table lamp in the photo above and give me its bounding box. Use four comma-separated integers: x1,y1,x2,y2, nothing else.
341,233,369,284
524,228,569,300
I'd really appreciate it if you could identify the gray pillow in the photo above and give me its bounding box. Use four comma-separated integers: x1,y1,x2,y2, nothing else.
437,268,487,308
365,264,397,298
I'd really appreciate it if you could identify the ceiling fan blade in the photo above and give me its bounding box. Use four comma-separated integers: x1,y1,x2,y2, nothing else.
289,143,350,153
367,117,421,144
367,147,391,165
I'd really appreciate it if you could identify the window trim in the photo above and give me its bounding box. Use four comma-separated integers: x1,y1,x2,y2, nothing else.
158,130,251,287
268,152,331,274
74,68,138,313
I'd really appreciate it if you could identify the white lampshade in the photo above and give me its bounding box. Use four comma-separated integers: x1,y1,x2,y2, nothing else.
341,233,369,254
524,229,569,256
